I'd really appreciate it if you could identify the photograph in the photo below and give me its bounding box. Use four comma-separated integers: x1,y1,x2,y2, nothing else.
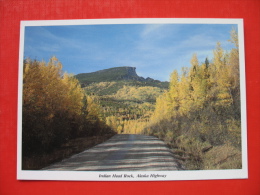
17,18,247,181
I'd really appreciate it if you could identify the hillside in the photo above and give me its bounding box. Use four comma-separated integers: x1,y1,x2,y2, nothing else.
75,66,169,90
75,66,169,134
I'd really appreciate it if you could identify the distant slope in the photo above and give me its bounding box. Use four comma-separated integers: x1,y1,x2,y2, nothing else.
75,67,169,134
84,81,169,96
75,67,139,83
75,66,169,91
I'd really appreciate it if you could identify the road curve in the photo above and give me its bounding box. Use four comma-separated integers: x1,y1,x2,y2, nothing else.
44,134,181,171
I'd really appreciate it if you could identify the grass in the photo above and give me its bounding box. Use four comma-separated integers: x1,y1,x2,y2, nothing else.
203,144,242,170
169,136,242,170
22,133,115,170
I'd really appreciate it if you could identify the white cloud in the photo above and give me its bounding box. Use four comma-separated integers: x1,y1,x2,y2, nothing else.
180,34,216,49
141,24,166,38
24,24,235,81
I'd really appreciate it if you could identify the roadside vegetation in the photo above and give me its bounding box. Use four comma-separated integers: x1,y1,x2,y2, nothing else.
142,28,242,170
22,57,115,170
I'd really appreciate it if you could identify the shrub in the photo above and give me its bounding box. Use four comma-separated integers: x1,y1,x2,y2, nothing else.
203,144,242,169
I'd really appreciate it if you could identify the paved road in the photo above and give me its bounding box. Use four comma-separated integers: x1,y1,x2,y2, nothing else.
44,134,181,171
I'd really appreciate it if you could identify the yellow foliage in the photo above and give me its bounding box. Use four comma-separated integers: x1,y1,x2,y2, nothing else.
144,30,241,170
86,95,103,122
22,57,114,157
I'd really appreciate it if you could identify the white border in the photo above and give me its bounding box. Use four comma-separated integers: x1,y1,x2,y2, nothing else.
17,18,247,181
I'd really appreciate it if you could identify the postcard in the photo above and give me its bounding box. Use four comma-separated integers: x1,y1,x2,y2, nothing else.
17,18,247,181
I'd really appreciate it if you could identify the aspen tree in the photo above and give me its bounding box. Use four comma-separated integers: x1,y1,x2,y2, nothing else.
168,70,180,115
178,67,193,115
212,42,232,106
228,28,240,91
23,57,114,156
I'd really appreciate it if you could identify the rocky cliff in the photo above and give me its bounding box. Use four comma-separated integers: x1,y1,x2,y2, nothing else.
76,66,157,83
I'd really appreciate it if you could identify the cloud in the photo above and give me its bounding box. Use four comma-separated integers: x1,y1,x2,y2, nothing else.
141,24,166,38
38,43,60,52
24,23,235,82
180,34,216,49
25,26,104,63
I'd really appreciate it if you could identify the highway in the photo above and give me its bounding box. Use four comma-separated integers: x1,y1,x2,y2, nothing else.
44,134,181,171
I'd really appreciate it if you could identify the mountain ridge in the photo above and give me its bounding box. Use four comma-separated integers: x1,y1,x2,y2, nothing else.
75,66,168,88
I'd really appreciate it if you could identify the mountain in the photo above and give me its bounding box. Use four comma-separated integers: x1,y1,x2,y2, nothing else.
75,67,168,88
75,67,169,134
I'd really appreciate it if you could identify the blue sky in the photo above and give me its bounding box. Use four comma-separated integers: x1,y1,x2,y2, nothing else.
24,23,237,81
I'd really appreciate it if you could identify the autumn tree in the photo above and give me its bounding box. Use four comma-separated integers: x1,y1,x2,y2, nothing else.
22,57,114,157
143,29,242,170
167,70,180,115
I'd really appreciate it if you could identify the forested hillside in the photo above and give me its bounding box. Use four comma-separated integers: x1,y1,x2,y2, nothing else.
142,28,242,170
75,67,168,134
76,66,169,89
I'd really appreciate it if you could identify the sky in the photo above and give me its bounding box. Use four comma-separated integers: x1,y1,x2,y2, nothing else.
24,23,237,81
